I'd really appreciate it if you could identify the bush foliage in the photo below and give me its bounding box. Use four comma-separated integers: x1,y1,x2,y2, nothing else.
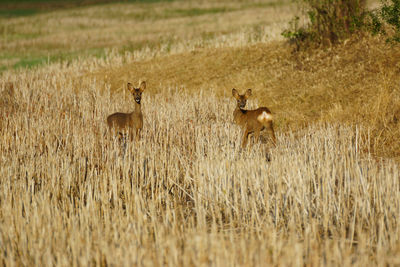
378,0,400,42
282,0,367,49
283,0,400,49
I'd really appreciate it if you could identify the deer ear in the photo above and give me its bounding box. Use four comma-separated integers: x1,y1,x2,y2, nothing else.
127,83,134,91
245,89,252,98
139,81,146,92
232,88,239,98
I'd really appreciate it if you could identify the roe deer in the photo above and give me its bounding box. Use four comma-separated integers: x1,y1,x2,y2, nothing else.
107,81,146,141
232,88,276,147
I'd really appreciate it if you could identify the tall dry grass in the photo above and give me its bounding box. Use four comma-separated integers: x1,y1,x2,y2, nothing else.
0,73,399,266
89,36,400,160
0,1,399,265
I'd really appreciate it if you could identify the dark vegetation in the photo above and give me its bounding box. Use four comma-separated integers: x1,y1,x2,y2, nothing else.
282,0,400,49
0,0,176,17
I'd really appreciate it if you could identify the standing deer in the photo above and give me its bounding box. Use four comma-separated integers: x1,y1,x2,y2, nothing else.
232,88,276,147
107,81,146,141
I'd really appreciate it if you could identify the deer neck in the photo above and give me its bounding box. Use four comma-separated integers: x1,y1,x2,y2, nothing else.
233,105,247,124
130,102,142,117
135,101,142,113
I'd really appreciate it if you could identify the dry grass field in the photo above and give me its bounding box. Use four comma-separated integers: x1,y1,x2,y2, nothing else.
0,0,293,71
1,0,400,266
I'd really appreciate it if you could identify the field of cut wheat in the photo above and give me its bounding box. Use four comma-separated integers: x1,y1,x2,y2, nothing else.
0,74,399,266
1,0,400,266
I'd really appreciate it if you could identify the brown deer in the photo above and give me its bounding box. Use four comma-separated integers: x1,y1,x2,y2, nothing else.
232,88,276,147
107,81,146,141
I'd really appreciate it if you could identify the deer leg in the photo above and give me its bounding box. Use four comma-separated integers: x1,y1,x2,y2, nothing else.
267,121,276,146
127,131,133,142
254,129,261,144
241,128,250,148
117,132,125,143
135,128,141,142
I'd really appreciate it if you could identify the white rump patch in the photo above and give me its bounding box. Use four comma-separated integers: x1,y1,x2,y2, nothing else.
257,111,272,122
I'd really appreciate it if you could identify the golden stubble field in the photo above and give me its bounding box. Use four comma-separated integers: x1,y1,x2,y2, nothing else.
0,0,400,266
0,74,399,266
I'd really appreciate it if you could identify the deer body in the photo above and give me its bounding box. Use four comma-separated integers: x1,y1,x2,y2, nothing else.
232,88,276,147
107,81,146,141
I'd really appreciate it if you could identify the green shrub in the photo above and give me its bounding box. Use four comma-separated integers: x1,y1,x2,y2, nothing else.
283,0,367,49
380,0,400,42
283,0,400,48
281,16,313,51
